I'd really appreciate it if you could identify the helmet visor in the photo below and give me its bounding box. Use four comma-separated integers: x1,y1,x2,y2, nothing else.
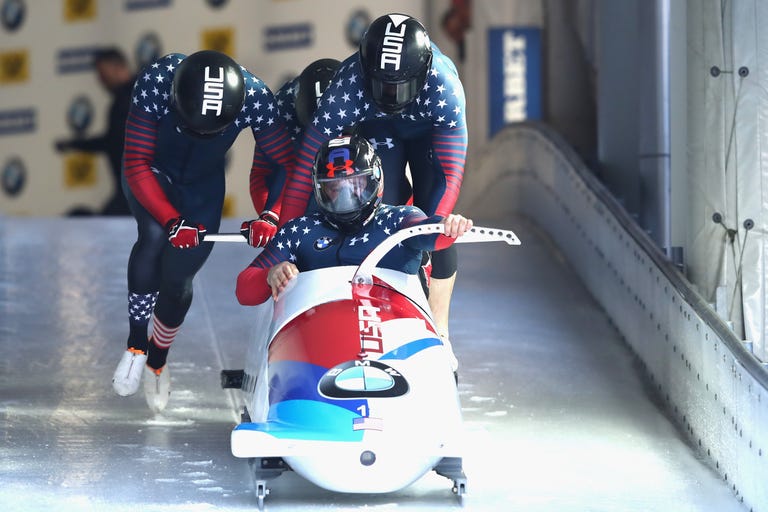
369,77,421,112
316,170,379,215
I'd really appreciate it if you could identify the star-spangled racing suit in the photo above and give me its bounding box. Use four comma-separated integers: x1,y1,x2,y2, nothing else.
236,205,459,306
121,52,294,352
279,44,467,281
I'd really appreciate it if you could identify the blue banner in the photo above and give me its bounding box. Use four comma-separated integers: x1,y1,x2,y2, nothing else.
125,0,171,11
0,107,35,136
488,27,542,137
264,23,313,52
56,46,100,74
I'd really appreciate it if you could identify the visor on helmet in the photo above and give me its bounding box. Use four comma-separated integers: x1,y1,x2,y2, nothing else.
369,77,423,113
316,169,379,216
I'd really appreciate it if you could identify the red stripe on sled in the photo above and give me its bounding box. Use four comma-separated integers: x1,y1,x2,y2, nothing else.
268,284,434,369
268,300,361,368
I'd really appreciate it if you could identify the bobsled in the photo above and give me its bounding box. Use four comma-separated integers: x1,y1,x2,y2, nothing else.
217,224,520,507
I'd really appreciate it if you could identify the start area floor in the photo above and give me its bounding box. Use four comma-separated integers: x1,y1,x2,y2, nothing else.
0,216,746,512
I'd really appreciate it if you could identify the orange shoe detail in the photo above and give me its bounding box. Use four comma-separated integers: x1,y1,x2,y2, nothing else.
147,365,165,376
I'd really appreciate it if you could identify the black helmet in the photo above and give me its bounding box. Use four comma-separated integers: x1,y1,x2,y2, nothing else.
295,58,341,128
171,50,245,136
359,13,433,114
313,135,383,234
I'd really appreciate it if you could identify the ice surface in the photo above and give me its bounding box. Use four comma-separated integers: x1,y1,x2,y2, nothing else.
0,216,745,511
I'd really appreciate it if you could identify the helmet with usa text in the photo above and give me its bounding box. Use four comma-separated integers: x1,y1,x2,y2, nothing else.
171,50,245,136
295,58,341,128
313,135,383,234
359,13,433,114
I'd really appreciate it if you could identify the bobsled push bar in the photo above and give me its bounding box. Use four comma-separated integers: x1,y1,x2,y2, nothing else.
205,224,520,288
352,224,519,284
204,224,521,246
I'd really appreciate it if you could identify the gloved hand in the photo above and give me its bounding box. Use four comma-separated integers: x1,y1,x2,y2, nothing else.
240,211,279,248
166,217,207,248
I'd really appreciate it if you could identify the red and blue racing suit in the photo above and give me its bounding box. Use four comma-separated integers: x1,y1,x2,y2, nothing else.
121,52,294,347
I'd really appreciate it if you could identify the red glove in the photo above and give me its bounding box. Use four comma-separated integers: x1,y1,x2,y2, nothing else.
166,217,207,248
240,211,279,248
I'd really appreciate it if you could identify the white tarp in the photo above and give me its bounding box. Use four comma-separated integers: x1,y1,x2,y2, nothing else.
686,0,768,360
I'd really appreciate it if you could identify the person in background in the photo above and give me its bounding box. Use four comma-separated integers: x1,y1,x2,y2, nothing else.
55,47,135,215
236,135,473,371
112,50,294,412
441,0,471,63
278,13,468,362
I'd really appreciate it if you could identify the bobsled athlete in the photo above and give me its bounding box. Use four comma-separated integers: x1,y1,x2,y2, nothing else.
112,50,294,412
278,13,468,350
237,59,341,249
269,58,341,216
236,135,472,370
274,57,342,145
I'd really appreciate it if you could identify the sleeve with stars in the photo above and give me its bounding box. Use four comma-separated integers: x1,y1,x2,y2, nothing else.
274,76,303,143
421,46,468,218
122,53,185,227
241,69,296,217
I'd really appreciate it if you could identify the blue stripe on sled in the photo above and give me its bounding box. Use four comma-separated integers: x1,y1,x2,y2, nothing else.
379,337,441,361
268,360,366,414
238,400,364,441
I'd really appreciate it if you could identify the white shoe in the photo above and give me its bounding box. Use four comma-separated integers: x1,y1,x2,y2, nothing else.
440,335,459,372
112,348,148,396
143,365,170,413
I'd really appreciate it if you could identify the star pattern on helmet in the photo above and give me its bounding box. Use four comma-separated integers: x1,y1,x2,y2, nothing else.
130,53,280,133
310,52,465,138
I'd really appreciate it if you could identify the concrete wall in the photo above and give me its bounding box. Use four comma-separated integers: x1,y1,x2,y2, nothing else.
459,122,768,512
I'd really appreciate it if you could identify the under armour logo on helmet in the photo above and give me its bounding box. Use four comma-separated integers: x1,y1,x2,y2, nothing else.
368,137,394,149
326,147,354,177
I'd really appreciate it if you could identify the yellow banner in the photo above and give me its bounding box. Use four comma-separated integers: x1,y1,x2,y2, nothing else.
222,195,235,218
64,154,97,187
0,49,29,84
201,27,235,57
64,0,97,22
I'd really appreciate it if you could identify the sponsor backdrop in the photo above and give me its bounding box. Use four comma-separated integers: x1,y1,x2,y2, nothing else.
0,0,427,216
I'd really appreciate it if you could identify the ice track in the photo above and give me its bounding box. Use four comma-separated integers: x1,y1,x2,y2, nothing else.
0,216,745,511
